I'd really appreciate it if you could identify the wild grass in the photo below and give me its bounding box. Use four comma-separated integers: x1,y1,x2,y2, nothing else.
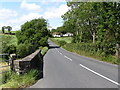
1,69,39,88
41,47,48,56
53,37,73,43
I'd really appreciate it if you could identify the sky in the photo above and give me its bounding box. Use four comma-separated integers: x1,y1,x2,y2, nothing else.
0,0,69,31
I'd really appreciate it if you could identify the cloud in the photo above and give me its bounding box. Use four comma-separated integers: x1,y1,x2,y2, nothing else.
0,3,69,31
0,8,18,20
43,4,69,19
20,0,41,12
6,13,42,30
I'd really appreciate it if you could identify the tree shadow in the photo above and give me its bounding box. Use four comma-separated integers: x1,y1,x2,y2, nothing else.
48,45,60,49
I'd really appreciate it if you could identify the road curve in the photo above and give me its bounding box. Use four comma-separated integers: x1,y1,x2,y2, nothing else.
29,40,119,88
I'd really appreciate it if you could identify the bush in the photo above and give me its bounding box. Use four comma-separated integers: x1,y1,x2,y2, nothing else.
2,71,12,84
58,41,67,46
17,43,34,58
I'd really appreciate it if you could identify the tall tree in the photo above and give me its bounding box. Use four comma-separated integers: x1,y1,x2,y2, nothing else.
2,26,5,33
7,26,12,34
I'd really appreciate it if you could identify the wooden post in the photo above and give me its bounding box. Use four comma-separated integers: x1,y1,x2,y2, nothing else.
116,44,120,58
10,54,16,71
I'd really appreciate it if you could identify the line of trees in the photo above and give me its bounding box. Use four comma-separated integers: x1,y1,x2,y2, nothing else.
2,26,12,34
61,2,120,56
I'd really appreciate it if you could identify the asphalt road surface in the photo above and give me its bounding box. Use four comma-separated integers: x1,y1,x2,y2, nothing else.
30,40,119,88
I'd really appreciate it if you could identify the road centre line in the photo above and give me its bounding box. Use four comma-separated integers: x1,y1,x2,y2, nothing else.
79,64,120,86
64,56,72,61
59,52,63,55
56,48,63,55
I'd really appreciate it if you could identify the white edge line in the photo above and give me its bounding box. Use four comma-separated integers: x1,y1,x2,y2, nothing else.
79,64,120,86
60,47,117,67
64,56,72,61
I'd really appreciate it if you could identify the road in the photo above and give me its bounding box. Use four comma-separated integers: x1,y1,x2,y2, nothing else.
30,40,119,88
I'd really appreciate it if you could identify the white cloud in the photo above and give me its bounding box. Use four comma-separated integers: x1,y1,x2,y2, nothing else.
43,4,69,19
20,0,41,12
6,13,42,30
0,8,18,20
0,3,68,31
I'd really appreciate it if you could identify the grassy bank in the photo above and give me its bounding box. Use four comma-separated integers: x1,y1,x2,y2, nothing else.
41,47,48,56
53,37,73,43
1,69,39,88
50,38,120,65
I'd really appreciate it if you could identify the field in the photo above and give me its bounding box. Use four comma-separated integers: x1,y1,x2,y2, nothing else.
52,37,73,43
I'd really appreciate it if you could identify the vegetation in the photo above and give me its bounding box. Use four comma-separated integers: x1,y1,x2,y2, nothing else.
2,26,12,34
41,47,49,56
16,18,49,58
1,69,39,88
2,34,17,60
1,18,50,88
49,2,120,64
50,37,120,64
61,2,120,57
53,37,73,43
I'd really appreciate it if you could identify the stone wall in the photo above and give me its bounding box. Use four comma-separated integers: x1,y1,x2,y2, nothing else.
14,50,42,74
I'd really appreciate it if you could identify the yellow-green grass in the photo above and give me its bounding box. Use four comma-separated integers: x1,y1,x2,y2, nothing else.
2,69,39,88
41,47,48,56
0,62,10,71
53,37,73,43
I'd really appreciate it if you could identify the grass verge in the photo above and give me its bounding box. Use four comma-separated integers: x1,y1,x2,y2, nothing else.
41,47,48,56
50,38,120,65
1,69,39,88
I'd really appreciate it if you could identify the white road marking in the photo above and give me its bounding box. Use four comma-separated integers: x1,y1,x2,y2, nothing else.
79,64,120,86
64,56,72,61
59,53,63,55
56,48,63,55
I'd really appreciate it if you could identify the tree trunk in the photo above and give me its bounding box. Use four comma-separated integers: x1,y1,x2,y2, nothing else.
116,44,120,58
92,32,96,43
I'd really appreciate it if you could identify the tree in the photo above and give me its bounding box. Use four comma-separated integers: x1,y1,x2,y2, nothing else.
62,1,120,55
2,26,5,33
7,26,12,34
16,18,49,58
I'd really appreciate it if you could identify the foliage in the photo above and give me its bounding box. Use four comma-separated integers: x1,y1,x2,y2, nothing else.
53,37,73,43
58,41,67,46
1,26,12,34
63,43,119,64
41,47,48,56
2,35,17,55
17,43,34,58
16,18,49,58
62,2,120,56
2,69,39,88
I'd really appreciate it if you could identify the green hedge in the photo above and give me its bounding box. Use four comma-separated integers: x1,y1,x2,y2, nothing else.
63,43,119,64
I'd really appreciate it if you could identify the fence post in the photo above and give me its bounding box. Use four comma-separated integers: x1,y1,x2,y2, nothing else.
116,44,120,58
10,54,16,71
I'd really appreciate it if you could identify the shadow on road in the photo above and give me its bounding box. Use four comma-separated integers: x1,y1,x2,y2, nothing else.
48,45,60,49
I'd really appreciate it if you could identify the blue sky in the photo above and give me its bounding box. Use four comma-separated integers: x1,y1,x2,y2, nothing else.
0,0,68,31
